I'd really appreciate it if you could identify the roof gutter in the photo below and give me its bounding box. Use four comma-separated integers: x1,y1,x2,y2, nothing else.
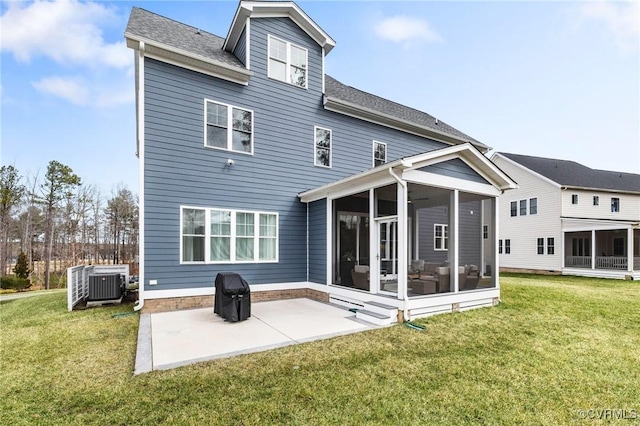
561,185,640,196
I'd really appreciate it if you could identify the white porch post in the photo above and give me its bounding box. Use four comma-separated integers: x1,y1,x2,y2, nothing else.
369,188,377,294
627,227,633,272
492,197,498,287
397,181,408,300
450,190,459,293
591,230,596,270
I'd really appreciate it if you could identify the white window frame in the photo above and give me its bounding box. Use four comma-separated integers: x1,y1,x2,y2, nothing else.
267,34,308,89
611,197,620,213
571,194,578,205
372,141,387,167
434,224,448,251
537,238,544,255
204,99,254,155
593,196,599,206
529,197,537,215
180,206,279,264
505,239,511,254
547,237,555,255
510,201,517,217
519,199,527,216
314,126,332,168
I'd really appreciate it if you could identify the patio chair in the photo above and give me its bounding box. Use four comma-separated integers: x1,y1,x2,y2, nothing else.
351,265,370,291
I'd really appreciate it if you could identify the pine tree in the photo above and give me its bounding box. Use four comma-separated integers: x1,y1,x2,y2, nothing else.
13,251,30,280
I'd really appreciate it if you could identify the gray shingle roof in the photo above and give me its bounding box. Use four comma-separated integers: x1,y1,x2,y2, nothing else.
324,76,482,146
125,7,483,148
501,152,640,194
125,7,245,69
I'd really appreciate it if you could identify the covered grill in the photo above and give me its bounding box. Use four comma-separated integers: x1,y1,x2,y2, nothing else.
214,272,251,322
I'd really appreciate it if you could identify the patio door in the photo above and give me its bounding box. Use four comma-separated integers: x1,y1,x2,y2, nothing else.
376,218,398,296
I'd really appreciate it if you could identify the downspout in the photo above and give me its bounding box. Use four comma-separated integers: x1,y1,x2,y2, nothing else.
134,41,145,312
389,167,410,322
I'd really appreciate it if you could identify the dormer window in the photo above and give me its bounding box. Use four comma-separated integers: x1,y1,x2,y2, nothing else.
268,35,308,88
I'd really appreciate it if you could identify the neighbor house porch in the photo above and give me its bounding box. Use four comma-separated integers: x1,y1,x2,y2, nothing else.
300,144,517,322
562,219,640,280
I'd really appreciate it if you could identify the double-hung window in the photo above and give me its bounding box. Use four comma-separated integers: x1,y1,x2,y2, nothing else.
593,196,599,206
205,100,253,154
510,201,517,217
434,224,448,251
268,35,308,88
373,141,387,167
547,237,555,255
572,194,578,205
314,126,332,167
505,239,511,254
611,197,620,213
520,200,527,216
181,207,278,263
529,198,537,215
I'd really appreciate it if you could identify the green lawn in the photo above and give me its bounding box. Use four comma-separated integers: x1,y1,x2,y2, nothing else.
1,275,639,425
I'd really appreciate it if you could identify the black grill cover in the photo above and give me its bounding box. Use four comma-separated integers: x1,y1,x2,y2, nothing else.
214,272,251,322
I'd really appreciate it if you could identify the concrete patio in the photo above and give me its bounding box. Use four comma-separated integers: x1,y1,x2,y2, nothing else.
134,298,380,373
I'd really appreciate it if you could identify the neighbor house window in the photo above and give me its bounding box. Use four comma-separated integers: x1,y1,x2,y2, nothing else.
505,239,511,254
611,197,620,213
547,237,555,255
483,225,488,239
181,207,278,263
373,141,387,167
205,100,253,154
572,194,578,204
510,201,517,217
537,238,544,255
498,239,503,254
520,200,527,216
434,224,448,251
268,35,308,88
314,126,332,167
593,196,599,206
529,198,537,215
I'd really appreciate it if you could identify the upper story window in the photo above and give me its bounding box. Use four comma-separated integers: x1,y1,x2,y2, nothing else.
571,194,578,204
593,196,599,206
373,141,387,167
182,207,278,264
314,126,332,168
268,35,308,88
434,224,448,251
205,100,253,154
519,200,527,216
611,197,620,213
510,201,517,217
529,198,537,215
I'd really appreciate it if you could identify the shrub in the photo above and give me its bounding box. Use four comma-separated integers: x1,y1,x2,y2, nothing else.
13,251,31,279
0,276,32,291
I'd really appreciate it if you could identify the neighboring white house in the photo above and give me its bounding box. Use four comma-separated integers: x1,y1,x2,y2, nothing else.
492,152,640,280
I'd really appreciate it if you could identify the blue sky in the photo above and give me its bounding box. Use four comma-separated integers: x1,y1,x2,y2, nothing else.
1,0,638,194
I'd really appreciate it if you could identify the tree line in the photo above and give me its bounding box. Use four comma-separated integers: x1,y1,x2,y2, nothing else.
0,161,138,289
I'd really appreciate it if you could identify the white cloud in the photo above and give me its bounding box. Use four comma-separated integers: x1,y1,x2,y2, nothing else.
374,15,442,48
32,76,89,105
578,1,639,52
32,74,133,107
0,0,130,69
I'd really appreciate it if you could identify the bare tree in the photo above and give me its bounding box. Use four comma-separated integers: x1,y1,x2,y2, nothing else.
105,186,137,264
1,165,25,276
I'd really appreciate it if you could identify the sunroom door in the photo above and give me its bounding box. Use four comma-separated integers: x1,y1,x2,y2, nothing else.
377,218,398,296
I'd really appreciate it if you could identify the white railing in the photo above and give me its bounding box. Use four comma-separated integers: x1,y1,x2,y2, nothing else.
67,265,88,312
634,257,640,271
565,256,591,268
595,257,627,270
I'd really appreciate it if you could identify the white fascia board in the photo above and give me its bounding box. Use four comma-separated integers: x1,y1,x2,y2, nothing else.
561,217,639,231
560,185,640,196
323,96,490,151
491,153,562,189
224,1,336,54
403,169,502,197
125,35,252,85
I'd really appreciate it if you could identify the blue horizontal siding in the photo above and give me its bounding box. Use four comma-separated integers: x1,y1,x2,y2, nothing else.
142,16,487,292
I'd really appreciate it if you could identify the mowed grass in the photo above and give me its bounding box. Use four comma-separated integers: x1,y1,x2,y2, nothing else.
1,275,639,425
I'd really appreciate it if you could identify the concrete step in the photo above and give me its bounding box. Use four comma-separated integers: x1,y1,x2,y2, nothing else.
356,309,396,326
363,300,397,317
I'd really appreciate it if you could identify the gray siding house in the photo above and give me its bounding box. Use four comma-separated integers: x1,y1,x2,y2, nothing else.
125,1,516,322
